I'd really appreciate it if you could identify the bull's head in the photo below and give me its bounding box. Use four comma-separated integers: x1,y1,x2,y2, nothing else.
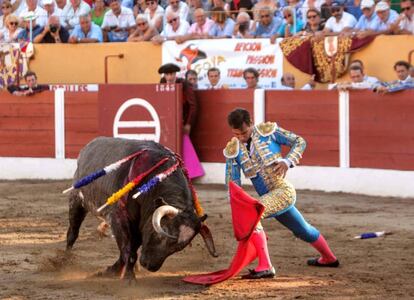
139,201,217,272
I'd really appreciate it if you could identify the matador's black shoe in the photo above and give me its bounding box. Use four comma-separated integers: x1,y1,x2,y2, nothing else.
307,258,340,268
241,267,276,279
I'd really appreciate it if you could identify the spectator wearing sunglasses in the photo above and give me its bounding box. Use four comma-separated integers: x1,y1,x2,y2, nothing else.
151,11,189,43
393,0,414,34
165,0,189,23
323,1,357,34
253,6,282,38
298,8,324,36
0,14,22,42
271,6,303,40
128,14,158,41
143,0,164,32
0,1,13,30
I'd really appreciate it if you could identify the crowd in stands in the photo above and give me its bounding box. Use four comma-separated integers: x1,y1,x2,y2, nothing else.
181,59,413,91
0,0,412,43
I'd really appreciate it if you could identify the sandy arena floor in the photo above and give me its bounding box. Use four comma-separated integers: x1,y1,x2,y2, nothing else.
0,180,413,299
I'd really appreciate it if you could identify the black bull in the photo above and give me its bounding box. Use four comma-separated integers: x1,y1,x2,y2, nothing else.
66,137,217,279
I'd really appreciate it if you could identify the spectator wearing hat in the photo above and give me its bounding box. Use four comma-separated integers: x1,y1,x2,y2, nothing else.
158,62,202,179
33,15,69,42
393,0,414,34
101,0,136,42
354,0,380,33
68,14,103,42
127,14,158,41
371,1,399,33
17,11,44,41
43,0,65,27
18,0,48,27
323,1,357,34
62,0,91,31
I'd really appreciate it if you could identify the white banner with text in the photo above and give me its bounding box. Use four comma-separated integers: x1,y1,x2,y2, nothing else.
162,39,283,89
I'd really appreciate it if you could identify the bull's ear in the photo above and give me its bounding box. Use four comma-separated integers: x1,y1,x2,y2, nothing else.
154,197,168,208
199,214,208,222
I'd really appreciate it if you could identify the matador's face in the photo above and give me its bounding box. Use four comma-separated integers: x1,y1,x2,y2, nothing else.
232,122,253,144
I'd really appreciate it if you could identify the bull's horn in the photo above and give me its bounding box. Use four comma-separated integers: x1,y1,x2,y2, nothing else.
152,205,180,239
199,223,218,257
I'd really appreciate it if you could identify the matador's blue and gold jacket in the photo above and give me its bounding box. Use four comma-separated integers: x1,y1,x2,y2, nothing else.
224,122,306,217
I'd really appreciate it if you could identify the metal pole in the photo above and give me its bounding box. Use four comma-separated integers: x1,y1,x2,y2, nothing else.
104,54,124,84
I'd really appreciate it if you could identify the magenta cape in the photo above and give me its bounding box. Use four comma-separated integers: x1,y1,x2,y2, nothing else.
182,134,204,179
183,182,264,285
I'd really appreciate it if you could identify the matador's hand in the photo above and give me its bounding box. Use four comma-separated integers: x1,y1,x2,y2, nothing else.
273,161,288,178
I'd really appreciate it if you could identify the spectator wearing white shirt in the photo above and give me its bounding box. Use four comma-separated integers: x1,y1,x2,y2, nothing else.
19,0,48,27
42,0,65,27
204,67,227,89
323,1,357,34
143,0,164,32
164,0,189,24
151,11,189,43
102,0,135,42
55,0,70,11
349,59,380,85
334,65,376,90
62,0,91,31
280,72,316,90
11,0,28,17
394,0,414,34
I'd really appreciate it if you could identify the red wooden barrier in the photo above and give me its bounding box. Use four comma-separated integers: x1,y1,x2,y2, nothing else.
65,92,99,159
0,91,55,157
349,89,414,170
192,89,254,163
265,90,339,167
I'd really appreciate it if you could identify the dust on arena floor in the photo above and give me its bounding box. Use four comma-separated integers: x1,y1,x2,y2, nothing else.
0,180,413,299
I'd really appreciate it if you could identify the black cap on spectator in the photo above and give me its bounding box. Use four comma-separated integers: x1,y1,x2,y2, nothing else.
158,63,180,74
332,0,345,7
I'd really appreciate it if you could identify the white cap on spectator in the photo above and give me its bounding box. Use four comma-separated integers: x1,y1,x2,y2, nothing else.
21,11,37,21
43,0,54,5
361,0,375,9
375,1,389,12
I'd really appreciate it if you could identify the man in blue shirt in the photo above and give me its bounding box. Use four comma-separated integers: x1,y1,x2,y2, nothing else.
69,14,103,43
355,0,380,31
17,12,44,42
253,7,282,38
